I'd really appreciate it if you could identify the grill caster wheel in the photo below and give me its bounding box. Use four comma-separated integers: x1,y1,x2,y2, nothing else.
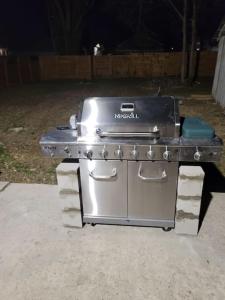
91,223,96,227
162,227,172,232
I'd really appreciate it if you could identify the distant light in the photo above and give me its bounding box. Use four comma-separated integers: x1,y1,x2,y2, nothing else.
171,47,174,51
196,48,200,51
0,48,8,56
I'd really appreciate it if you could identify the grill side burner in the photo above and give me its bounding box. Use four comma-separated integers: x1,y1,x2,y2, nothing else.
40,96,223,229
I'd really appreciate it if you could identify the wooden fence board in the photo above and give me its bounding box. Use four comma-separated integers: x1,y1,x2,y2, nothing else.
0,51,218,88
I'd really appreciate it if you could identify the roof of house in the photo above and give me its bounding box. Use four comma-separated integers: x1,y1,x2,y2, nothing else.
213,16,225,41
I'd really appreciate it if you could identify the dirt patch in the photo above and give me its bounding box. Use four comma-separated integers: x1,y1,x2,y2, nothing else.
0,78,224,184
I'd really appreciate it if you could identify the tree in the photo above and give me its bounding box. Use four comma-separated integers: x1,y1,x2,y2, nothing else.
101,0,155,35
165,0,188,83
46,0,95,54
188,0,198,83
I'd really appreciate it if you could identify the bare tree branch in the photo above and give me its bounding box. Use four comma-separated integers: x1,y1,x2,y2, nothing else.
189,0,197,82
47,0,96,53
166,0,183,21
181,0,187,82
137,0,144,33
53,0,65,29
46,0,57,51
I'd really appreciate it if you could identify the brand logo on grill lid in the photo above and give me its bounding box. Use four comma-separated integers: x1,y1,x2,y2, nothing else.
114,112,140,119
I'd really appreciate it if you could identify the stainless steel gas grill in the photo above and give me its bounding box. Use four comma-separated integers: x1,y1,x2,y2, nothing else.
40,96,223,229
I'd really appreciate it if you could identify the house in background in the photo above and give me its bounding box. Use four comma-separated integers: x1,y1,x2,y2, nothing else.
212,17,225,107
210,16,225,51
214,16,225,42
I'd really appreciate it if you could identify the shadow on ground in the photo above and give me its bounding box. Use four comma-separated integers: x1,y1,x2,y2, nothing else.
198,163,225,231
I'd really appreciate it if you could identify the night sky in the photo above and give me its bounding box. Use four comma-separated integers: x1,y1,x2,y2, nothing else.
0,0,48,52
0,0,225,53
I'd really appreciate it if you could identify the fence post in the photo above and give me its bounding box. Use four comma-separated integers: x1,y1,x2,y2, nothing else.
90,55,93,80
17,57,23,84
28,57,33,82
38,56,44,81
3,58,9,87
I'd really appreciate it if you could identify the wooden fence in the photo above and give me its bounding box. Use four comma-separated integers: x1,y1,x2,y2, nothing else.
0,51,217,87
212,37,225,108
0,56,40,87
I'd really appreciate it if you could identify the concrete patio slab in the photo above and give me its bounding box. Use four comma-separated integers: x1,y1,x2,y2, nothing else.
0,183,225,299
0,181,10,192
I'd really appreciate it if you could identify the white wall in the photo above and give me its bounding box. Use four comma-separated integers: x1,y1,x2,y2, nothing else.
212,36,225,108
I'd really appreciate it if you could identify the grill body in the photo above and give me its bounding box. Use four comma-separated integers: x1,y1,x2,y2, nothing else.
40,96,223,229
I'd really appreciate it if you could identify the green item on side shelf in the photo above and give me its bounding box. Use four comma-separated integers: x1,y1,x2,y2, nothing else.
182,117,215,139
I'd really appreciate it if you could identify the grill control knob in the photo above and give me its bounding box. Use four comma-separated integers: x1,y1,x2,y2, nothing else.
147,149,155,160
101,146,108,159
64,146,72,158
163,150,172,161
115,146,123,159
131,146,138,160
84,150,93,160
194,150,202,161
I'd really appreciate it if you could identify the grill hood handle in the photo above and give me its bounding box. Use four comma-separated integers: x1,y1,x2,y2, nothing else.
138,164,167,181
96,128,160,139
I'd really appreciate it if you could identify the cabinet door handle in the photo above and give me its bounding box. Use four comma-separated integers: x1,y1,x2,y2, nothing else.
138,164,167,181
89,168,117,181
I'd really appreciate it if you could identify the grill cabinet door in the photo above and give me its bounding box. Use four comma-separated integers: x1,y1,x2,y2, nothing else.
128,161,178,221
80,159,127,218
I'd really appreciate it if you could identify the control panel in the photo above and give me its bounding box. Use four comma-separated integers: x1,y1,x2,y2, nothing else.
41,143,222,162
77,144,180,161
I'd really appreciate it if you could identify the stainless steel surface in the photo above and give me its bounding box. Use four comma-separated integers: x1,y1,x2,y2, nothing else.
128,161,178,221
80,160,127,218
78,96,180,142
81,159,177,226
40,132,222,162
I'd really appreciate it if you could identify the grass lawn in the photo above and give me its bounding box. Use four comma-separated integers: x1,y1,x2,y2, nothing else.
0,77,224,184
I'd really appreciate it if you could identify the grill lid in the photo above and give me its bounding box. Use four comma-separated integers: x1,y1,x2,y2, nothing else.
78,96,180,141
